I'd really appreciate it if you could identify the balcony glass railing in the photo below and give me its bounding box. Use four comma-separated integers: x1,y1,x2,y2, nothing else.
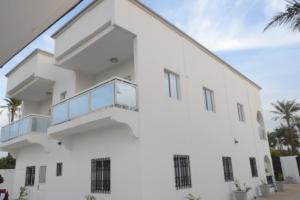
1,115,50,142
51,78,138,125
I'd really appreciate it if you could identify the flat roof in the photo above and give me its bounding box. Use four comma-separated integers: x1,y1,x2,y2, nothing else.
52,0,262,90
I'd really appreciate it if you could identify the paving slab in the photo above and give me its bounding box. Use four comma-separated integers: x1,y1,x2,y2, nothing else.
257,184,300,200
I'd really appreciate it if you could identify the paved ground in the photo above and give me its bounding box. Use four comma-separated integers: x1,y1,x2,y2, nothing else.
257,184,300,200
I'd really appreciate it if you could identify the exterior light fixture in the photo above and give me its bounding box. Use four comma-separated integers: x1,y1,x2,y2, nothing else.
110,57,119,63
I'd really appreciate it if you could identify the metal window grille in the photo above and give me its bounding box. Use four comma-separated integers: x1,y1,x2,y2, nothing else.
173,155,192,190
56,163,63,176
91,158,110,193
25,166,35,186
250,158,258,177
39,166,47,184
222,157,234,181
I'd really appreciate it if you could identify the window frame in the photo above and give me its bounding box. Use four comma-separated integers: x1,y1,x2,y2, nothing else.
56,162,63,177
249,157,258,177
222,157,234,182
38,165,47,184
203,87,215,112
91,158,111,194
25,166,35,186
173,155,192,190
237,103,245,122
164,69,180,99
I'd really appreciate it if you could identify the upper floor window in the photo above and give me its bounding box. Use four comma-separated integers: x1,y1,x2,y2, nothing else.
237,103,245,122
91,158,110,193
222,157,234,182
164,70,180,99
249,157,258,177
173,155,192,190
203,87,215,112
25,166,35,186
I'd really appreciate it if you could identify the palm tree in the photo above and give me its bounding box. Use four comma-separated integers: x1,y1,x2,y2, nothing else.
271,99,300,128
0,98,22,123
264,0,300,32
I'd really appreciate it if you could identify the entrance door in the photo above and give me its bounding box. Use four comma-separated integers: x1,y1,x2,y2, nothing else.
36,166,47,200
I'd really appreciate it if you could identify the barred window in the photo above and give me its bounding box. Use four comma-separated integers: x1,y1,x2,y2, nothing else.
222,157,234,182
25,166,35,186
250,157,258,177
39,166,47,184
91,158,110,193
173,155,192,190
56,163,63,177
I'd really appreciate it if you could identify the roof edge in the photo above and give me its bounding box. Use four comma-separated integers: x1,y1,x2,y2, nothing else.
5,49,54,77
129,0,261,90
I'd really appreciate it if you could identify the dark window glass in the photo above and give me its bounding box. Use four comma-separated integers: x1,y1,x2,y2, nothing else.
250,158,258,177
173,155,192,189
56,163,63,177
222,157,234,181
91,158,110,193
25,166,35,186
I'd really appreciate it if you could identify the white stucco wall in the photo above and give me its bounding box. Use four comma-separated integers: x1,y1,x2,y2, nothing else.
6,1,272,200
280,156,300,183
0,169,14,197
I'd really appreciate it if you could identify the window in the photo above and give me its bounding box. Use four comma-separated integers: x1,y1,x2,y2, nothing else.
60,91,67,100
39,166,47,184
222,157,234,182
91,158,110,193
203,87,215,112
250,158,258,177
237,103,245,122
173,155,192,190
25,166,35,186
164,70,180,99
56,163,63,176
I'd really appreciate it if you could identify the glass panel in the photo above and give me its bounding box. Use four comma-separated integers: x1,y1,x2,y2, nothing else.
169,73,178,99
69,93,89,119
19,118,30,135
1,126,9,142
206,90,212,111
52,102,69,125
115,81,137,109
32,117,49,133
10,122,19,139
91,82,114,111
164,72,170,97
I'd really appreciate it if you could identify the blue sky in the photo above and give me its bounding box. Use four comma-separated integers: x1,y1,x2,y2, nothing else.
0,0,299,131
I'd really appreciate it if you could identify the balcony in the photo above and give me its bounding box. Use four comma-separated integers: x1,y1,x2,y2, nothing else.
48,77,139,146
6,49,55,102
0,115,50,155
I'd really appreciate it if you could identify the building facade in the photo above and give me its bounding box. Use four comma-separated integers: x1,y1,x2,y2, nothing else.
0,0,272,200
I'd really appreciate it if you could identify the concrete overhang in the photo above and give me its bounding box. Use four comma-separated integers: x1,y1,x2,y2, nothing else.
0,0,82,68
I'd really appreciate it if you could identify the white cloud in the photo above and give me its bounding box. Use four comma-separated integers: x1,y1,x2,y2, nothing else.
159,0,300,51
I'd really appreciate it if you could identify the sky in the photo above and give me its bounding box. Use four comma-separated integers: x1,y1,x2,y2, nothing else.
0,0,299,132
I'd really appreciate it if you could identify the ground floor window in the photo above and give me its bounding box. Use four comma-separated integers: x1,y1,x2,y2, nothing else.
39,166,47,184
25,166,35,186
222,157,234,181
250,157,258,177
173,155,192,189
56,163,63,176
91,158,110,193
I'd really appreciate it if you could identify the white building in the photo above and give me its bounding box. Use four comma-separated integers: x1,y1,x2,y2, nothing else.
0,0,272,200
